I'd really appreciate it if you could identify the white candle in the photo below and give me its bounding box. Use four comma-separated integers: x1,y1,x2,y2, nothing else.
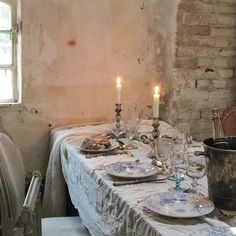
153,85,160,118
116,77,121,104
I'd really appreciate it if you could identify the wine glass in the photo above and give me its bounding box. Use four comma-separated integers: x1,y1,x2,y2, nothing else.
168,126,187,179
169,134,187,192
186,153,207,193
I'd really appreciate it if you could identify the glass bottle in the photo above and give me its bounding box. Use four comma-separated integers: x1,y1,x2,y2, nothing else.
211,108,230,149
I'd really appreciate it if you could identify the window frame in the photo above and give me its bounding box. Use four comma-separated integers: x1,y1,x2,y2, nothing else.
0,0,21,104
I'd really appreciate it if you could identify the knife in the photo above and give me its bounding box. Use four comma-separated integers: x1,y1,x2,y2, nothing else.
113,177,167,186
85,150,126,158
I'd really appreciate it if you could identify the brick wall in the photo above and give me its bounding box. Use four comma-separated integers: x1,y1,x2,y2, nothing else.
172,0,236,140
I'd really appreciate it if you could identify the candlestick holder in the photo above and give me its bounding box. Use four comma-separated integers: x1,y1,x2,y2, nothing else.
148,117,160,159
152,117,160,140
110,103,126,140
115,103,122,132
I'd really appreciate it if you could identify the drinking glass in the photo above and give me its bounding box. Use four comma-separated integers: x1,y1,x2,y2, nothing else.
186,153,207,193
169,134,187,192
125,120,140,140
155,138,172,175
124,105,141,148
168,126,187,179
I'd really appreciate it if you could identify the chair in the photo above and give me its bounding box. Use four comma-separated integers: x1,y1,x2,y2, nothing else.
0,131,90,236
221,106,236,136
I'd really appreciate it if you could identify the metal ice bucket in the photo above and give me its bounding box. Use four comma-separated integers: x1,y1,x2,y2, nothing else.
203,136,236,210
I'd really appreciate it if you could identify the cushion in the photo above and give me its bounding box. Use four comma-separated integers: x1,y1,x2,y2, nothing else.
42,216,90,236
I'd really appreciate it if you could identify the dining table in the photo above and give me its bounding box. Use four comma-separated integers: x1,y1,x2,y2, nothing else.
42,120,236,236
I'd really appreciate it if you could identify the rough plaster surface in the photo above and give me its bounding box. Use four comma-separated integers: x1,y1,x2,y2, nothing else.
0,0,178,175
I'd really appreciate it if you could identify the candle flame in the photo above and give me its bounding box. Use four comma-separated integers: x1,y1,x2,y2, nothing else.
116,77,121,87
154,86,159,95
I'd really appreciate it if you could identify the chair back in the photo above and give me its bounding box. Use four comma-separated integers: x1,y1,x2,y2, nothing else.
0,166,14,235
0,132,25,235
221,106,236,136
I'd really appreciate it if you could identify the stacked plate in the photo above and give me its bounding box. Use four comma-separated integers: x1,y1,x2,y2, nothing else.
144,191,214,218
104,161,160,179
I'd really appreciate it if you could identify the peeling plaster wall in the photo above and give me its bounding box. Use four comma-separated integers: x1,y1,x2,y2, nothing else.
0,0,178,175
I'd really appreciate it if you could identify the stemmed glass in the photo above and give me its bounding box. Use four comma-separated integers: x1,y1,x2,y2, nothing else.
186,153,207,193
169,132,187,192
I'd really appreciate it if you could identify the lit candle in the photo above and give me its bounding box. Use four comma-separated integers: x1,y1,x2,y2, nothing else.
153,85,160,118
116,77,121,104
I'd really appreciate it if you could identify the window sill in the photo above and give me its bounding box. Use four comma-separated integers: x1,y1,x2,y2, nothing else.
0,102,22,107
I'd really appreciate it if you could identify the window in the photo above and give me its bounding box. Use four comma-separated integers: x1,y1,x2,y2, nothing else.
0,0,21,104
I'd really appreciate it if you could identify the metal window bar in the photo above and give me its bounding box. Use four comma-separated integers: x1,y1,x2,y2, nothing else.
0,0,20,103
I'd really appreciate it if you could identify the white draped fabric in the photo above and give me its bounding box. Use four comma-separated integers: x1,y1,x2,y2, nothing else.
43,120,235,235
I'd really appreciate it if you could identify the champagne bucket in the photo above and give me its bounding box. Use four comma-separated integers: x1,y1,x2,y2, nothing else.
203,136,236,210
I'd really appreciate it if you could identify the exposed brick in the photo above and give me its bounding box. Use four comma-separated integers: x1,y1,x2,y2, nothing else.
183,13,210,25
199,0,214,3
213,57,229,67
208,89,235,100
212,79,227,88
179,2,213,13
213,4,236,13
196,79,210,88
203,69,220,79
174,0,236,140
194,68,219,79
211,28,236,37
198,57,213,67
220,49,236,56
177,13,184,24
177,47,221,57
188,90,210,100
176,35,216,47
229,38,236,47
176,68,197,78
185,80,196,88
200,110,212,119
216,69,234,78
178,24,211,35
227,79,236,88
228,56,236,66
211,14,236,26
215,37,231,47
174,109,201,120
175,57,199,69
215,0,236,3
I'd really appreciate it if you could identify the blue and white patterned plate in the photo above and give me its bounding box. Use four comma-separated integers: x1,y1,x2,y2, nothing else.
144,192,214,218
104,161,159,179
191,227,236,236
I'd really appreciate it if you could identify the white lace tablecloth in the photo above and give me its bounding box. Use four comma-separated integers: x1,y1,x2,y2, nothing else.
44,120,236,236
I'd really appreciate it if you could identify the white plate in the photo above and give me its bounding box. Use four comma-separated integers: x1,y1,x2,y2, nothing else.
104,161,159,179
191,227,236,236
144,192,214,218
78,140,119,153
